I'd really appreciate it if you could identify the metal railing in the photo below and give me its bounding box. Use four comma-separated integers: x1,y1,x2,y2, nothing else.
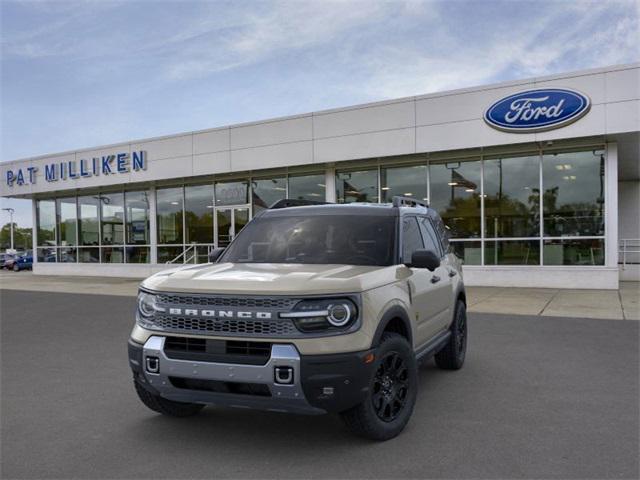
619,239,640,269
166,244,197,264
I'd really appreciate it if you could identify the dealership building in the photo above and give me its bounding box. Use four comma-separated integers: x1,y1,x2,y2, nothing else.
1,63,638,289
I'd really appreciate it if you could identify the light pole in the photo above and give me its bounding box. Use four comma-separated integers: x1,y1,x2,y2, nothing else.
2,207,15,251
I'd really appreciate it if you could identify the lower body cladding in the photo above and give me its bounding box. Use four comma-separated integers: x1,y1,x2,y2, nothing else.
128,336,374,415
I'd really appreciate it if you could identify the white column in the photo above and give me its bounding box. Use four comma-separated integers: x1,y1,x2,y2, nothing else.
605,142,618,271
149,186,158,264
31,199,37,265
325,165,336,203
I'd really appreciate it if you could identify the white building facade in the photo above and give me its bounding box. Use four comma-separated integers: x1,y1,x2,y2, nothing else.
2,63,639,289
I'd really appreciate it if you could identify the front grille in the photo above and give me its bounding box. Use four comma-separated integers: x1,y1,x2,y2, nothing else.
226,341,271,357
164,336,206,352
153,315,297,337
156,294,297,309
169,377,271,397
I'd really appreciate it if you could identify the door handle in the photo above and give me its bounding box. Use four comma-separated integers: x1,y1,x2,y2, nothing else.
430,275,441,284
448,270,457,277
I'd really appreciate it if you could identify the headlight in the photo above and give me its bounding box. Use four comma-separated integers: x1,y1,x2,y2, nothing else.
281,298,358,332
136,291,165,329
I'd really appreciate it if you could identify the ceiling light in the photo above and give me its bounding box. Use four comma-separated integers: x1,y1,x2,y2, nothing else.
555,165,565,170
564,164,572,169
404,192,413,196
317,184,325,188
448,182,458,186
569,175,576,180
170,201,179,205
563,176,569,180
465,188,474,192
381,187,390,191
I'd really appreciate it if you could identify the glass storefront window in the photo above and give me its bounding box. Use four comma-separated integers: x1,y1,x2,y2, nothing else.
100,193,124,245
449,241,482,265
125,191,150,245
336,169,378,203
252,177,286,212
37,246,57,262
543,238,604,265
158,246,183,264
484,240,540,265
126,246,150,264
185,184,214,244
77,247,99,263
58,246,77,263
36,200,56,246
288,173,325,201
157,187,183,244
215,181,248,206
101,246,124,263
77,196,100,246
542,150,605,237
56,198,77,246
484,155,540,238
381,165,428,203
430,160,481,238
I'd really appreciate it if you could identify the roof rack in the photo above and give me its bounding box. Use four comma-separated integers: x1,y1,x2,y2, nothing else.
392,196,429,208
269,198,331,209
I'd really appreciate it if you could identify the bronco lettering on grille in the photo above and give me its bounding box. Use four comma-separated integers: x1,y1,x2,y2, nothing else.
167,308,273,319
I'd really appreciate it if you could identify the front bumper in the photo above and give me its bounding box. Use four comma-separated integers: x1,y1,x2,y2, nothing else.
128,337,374,415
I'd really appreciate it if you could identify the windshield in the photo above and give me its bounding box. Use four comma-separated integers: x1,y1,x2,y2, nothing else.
220,214,397,266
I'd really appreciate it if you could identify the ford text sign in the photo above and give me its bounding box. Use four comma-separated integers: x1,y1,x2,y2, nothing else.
484,88,591,133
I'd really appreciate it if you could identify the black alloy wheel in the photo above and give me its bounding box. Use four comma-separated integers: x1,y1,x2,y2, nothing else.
372,351,410,422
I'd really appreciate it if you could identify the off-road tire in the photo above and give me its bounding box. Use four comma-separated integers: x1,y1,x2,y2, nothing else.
134,380,204,417
340,332,417,441
435,300,467,370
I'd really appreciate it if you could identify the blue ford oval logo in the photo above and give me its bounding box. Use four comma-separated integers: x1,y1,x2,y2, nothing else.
484,88,591,133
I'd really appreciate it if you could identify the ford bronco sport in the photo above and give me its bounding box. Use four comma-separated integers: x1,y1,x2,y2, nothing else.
128,196,467,440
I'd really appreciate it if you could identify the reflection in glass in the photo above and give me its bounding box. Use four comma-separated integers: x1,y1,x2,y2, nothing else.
56,198,77,246
157,187,183,244
37,200,56,246
126,246,150,264
58,246,76,263
215,181,248,206
381,165,428,203
430,160,481,238
100,193,124,245
185,184,214,244
216,209,232,247
542,150,605,237
78,196,100,246
484,240,540,265
288,173,325,201
543,239,604,265
125,191,150,245
449,241,482,265
101,247,124,263
484,155,540,238
37,247,57,262
252,177,286,213
336,170,378,203
158,246,183,264
78,247,100,263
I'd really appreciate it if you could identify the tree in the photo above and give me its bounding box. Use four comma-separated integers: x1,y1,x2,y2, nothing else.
0,223,32,251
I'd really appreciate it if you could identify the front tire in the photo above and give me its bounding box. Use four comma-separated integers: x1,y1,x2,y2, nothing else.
340,332,417,441
12,264,19,272
435,300,467,370
134,380,204,417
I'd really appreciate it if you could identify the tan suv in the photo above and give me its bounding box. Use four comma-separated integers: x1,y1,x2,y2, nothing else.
128,197,467,440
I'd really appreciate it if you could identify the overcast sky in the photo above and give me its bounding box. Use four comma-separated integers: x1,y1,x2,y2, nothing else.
1,0,639,228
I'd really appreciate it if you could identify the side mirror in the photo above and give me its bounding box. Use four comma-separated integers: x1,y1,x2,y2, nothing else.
407,249,440,271
208,247,225,263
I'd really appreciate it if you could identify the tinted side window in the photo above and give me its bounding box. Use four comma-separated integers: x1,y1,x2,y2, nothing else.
419,217,443,257
402,217,424,263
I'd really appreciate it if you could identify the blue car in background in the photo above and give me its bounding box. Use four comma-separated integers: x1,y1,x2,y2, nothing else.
12,252,33,271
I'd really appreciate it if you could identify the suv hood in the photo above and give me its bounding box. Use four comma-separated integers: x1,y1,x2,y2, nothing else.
142,262,400,295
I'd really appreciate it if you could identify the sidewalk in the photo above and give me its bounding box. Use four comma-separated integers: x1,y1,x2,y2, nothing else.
1,271,638,320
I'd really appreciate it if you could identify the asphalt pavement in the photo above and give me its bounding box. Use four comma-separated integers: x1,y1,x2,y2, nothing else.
1,289,638,479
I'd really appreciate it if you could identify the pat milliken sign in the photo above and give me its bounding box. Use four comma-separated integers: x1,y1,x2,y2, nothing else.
5,151,147,187
484,88,591,133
